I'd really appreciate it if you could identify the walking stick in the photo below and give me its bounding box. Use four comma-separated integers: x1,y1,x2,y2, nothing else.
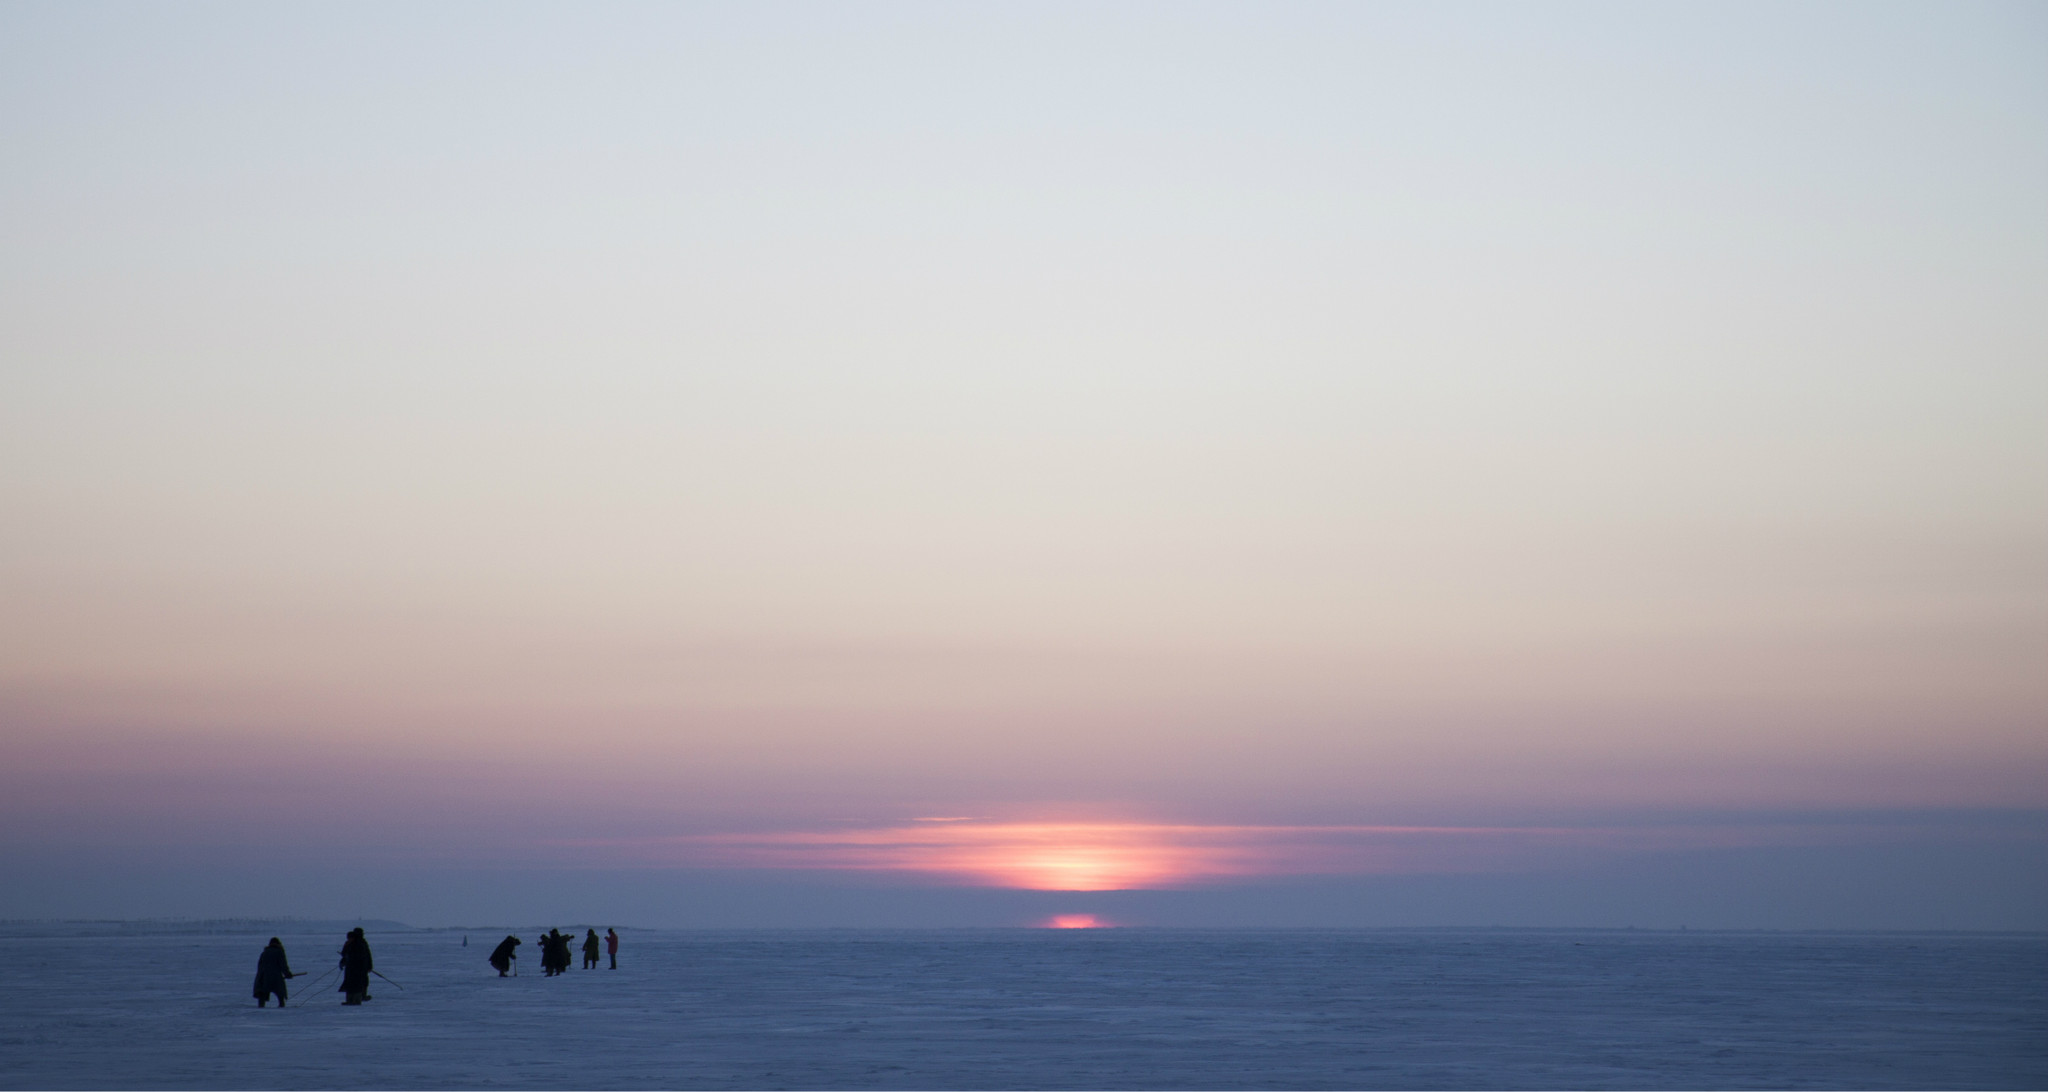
370,969,406,990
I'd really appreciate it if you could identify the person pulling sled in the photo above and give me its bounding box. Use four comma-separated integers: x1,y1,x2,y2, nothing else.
338,928,374,1005
252,937,299,1007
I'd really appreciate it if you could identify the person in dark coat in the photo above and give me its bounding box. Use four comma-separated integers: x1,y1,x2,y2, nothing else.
605,928,618,970
252,937,298,1007
543,929,568,976
338,928,374,1005
582,929,601,970
488,935,521,977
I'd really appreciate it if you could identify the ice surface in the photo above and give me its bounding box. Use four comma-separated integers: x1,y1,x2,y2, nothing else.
0,927,2041,1089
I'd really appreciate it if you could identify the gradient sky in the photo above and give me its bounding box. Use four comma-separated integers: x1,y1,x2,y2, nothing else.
2,1,2044,927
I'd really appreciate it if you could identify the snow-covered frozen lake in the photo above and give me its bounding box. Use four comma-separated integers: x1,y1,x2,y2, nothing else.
2,926,2041,1089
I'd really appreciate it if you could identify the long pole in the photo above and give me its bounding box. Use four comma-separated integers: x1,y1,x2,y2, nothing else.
370,969,405,990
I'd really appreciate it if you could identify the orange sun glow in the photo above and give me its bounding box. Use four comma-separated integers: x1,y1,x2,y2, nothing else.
557,820,1826,891
1044,914,1109,929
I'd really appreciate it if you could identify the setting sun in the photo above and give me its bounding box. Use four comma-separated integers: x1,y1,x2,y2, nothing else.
565,819,1849,891
1044,914,1109,929
637,821,1273,890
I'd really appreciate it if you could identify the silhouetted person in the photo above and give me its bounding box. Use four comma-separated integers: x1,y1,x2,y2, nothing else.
338,927,373,1005
605,928,618,970
546,929,570,976
252,937,298,1007
582,929,600,969
489,935,521,976
537,929,558,976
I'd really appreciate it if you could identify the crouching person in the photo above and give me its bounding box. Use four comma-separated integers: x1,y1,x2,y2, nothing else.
489,935,521,977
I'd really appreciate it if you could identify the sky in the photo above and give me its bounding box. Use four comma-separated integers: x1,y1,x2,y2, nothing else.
2,0,2044,929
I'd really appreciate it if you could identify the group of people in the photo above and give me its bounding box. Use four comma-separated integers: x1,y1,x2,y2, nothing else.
497,927,618,976
254,925,618,1008
249,927,376,1007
